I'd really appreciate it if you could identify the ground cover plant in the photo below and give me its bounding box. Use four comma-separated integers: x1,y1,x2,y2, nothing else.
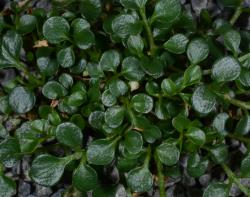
0,0,250,196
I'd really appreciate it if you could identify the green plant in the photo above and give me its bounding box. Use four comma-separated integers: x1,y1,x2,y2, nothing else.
0,0,250,196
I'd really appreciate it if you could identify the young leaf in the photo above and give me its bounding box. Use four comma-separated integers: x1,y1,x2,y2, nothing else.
161,78,179,96
192,85,216,114
57,47,75,68
210,145,228,164
112,14,142,39
187,153,208,178
17,14,37,34
109,79,128,97
131,93,153,114
212,56,241,82
104,106,124,128
0,174,16,197
42,81,68,99
79,0,102,21
127,166,153,192
122,57,145,81
120,0,147,9
183,65,202,87
72,164,98,192
223,29,241,55
124,130,143,154
126,35,144,56
43,17,70,44
186,127,206,146
0,138,21,168
29,154,70,186
101,89,117,107
99,50,120,72
235,115,250,135
87,139,117,165
9,86,36,114
88,111,105,130
203,182,229,197
55,122,83,149
212,113,230,135
240,154,250,178
156,143,180,166
187,38,209,64
164,34,189,54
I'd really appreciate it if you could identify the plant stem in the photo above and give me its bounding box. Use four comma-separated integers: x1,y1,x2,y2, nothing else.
18,62,41,85
230,1,243,25
155,152,166,197
227,133,250,144
222,94,250,110
139,7,157,56
221,164,250,196
144,146,151,168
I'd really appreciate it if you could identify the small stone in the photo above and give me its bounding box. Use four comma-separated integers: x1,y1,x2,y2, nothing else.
22,157,31,181
11,161,21,176
199,174,211,187
167,186,175,197
51,189,65,197
18,180,31,197
191,0,208,15
182,172,196,187
35,184,53,197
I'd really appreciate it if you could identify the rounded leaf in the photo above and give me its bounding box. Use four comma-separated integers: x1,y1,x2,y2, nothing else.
57,47,75,68
212,56,241,82
240,154,250,178
101,89,117,107
203,182,229,197
55,122,83,148
124,130,143,154
73,164,98,192
104,106,124,128
9,86,36,114
187,38,209,64
192,86,216,114
99,50,120,72
186,127,206,146
43,17,70,44
156,143,180,166
122,57,145,81
131,93,153,114
42,81,68,99
164,34,189,54
127,166,153,192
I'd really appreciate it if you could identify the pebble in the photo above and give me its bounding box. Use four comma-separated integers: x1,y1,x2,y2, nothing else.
18,180,31,197
199,174,211,187
51,189,65,197
191,0,208,15
35,184,53,197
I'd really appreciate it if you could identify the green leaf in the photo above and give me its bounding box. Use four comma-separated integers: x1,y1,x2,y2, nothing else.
112,14,142,39
87,139,117,165
0,174,16,197
163,34,189,54
72,163,98,192
36,54,58,76
109,79,128,97
223,30,241,55
101,89,117,107
30,154,70,186
88,111,105,130
212,56,241,82
0,138,21,168
1,31,23,68
120,0,147,9
122,57,145,81
17,14,37,34
145,81,160,96
241,154,250,178
57,47,75,68
161,78,179,96
0,96,11,114
187,153,208,178
58,73,74,89
183,65,202,87
104,106,124,128
235,115,250,135
186,127,206,146
187,38,209,64
203,182,229,197
172,114,191,132
127,166,153,192
212,113,230,135
192,85,216,114
210,145,228,164
156,143,180,166
74,29,95,50
239,68,250,87
79,0,102,21
66,91,87,107
87,62,104,78
9,86,36,114
124,130,143,154
70,114,86,130
131,93,153,114
43,17,70,44
126,35,144,56
140,57,164,78
42,81,68,99
143,125,162,143
55,122,83,149
93,185,126,197
152,0,181,27
99,50,120,72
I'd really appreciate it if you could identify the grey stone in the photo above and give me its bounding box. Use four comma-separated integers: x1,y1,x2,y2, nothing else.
0,69,16,87
22,157,31,181
18,180,31,197
191,0,208,15
167,186,175,197
35,184,53,197
51,189,65,197
229,183,241,197
199,174,211,187
182,172,196,187
11,161,21,176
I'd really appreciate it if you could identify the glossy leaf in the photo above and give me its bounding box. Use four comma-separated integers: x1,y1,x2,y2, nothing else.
203,182,229,197
124,130,143,154
0,174,16,197
122,56,145,81
186,127,206,146
99,50,120,72
156,143,180,166
183,65,202,87
187,38,209,64
120,0,147,9
223,29,241,54
57,47,75,68
42,81,68,99
164,34,189,54
241,154,250,178
210,145,228,164
131,93,153,114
